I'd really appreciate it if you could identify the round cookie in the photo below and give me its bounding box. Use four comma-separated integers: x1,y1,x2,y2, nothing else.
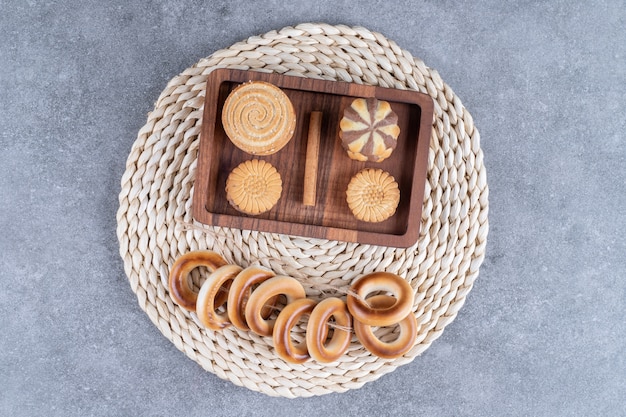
346,168,400,223
222,81,296,156
225,159,282,215
339,98,400,162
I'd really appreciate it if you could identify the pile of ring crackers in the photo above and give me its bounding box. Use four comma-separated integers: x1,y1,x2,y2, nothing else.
169,251,417,363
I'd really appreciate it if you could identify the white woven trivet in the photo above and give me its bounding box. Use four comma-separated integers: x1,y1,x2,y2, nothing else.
116,23,489,398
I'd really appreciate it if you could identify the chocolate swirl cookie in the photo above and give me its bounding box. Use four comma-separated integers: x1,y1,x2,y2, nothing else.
339,98,400,162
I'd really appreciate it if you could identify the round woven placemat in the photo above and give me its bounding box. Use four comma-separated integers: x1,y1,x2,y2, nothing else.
117,23,488,398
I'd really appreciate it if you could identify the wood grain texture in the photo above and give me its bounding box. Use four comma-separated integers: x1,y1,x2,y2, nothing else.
193,69,433,247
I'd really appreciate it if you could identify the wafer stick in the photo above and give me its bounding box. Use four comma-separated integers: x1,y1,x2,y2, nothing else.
303,111,322,206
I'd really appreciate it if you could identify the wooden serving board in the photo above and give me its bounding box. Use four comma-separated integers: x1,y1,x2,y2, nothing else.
193,69,433,247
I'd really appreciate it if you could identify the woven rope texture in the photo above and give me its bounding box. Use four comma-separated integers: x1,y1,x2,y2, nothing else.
117,23,489,398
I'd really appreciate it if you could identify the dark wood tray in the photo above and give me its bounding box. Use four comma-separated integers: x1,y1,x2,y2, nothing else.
192,69,433,247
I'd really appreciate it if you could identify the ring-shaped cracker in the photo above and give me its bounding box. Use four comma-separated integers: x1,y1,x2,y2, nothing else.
306,297,353,363
273,298,319,364
168,251,228,312
245,276,306,337
196,264,242,330
347,272,414,327
353,295,417,359
226,266,276,330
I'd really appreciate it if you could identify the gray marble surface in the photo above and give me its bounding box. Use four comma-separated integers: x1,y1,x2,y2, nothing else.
1,1,625,416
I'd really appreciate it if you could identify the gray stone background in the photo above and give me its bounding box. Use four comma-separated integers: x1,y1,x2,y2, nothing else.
1,0,624,416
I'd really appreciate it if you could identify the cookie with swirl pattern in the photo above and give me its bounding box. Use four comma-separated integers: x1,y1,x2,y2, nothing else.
222,81,296,156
